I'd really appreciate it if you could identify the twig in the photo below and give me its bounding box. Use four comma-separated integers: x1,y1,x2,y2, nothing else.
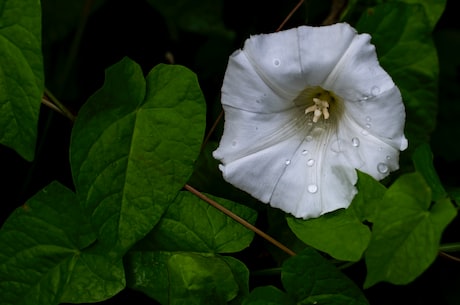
322,0,348,25
184,184,296,257
44,88,76,122
201,110,224,150
276,0,305,32
439,251,460,263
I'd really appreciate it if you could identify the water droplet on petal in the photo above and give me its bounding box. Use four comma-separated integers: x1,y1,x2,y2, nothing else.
301,150,309,155
377,162,389,174
386,155,391,160
366,116,372,122
306,135,313,142
365,123,372,129
361,129,369,136
273,59,280,66
256,99,260,104
307,159,315,166
285,160,291,165
307,184,318,193
371,86,381,95
352,137,360,147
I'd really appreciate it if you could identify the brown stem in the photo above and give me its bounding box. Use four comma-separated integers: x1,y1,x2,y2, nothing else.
439,251,460,263
322,0,348,25
276,0,305,32
184,184,296,257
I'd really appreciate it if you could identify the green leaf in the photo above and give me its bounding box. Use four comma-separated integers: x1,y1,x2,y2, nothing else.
126,251,244,305
287,172,385,262
141,191,257,253
351,171,387,222
60,252,125,303
282,248,369,305
356,2,439,148
223,256,250,305
0,182,125,305
396,0,446,29
364,172,457,287
287,210,370,262
412,143,447,201
0,0,43,161
243,286,295,305
70,58,206,255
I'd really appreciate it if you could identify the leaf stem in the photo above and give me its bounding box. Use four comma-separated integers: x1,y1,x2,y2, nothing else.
439,242,460,253
184,184,296,257
44,88,76,122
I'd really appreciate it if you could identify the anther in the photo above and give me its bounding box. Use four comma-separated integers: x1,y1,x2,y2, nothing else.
305,98,330,123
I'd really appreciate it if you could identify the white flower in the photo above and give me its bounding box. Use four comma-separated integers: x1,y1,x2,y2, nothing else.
213,23,408,219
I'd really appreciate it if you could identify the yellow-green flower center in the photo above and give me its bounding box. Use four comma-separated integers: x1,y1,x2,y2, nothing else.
294,87,343,124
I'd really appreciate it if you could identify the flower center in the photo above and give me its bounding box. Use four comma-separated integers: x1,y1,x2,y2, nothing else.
305,96,330,123
294,87,341,124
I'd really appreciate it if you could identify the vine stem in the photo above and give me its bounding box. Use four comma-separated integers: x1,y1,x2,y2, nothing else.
276,0,305,32
43,88,76,122
184,184,296,257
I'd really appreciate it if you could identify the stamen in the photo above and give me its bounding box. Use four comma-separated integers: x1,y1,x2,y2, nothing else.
305,97,330,123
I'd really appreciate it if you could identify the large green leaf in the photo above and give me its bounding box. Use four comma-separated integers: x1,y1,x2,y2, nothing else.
126,251,246,305
244,248,368,304
287,172,385,262
282,248,369,305
0,182,125,305
356,2,439,148
397,0,446,29
70,58,206,256
140,191,257,253
364,172,457,287
0,0,43,161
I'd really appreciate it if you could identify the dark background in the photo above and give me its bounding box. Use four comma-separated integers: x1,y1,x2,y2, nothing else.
1,0,459,304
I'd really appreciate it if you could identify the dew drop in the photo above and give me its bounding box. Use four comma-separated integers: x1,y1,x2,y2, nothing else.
285,160,291,165
361,129,369,136
365,123,372,129
361,95,369,101
352,137,360,147
301,149,309,155
307,184,318,193
273,58,280,66
256,99,261,104
306,135,313,142
307,159,315,167
386,155,391,160
377,162,389,174
371,86,381,95
365,116,372,122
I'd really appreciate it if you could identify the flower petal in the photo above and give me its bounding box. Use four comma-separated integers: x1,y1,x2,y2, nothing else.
243,23,358,97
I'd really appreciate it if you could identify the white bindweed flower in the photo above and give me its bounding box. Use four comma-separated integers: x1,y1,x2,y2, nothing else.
213,23,408,219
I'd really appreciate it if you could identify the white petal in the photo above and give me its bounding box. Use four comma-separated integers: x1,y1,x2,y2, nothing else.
217,134,306,204
242,23,358,97
213,107,304,164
